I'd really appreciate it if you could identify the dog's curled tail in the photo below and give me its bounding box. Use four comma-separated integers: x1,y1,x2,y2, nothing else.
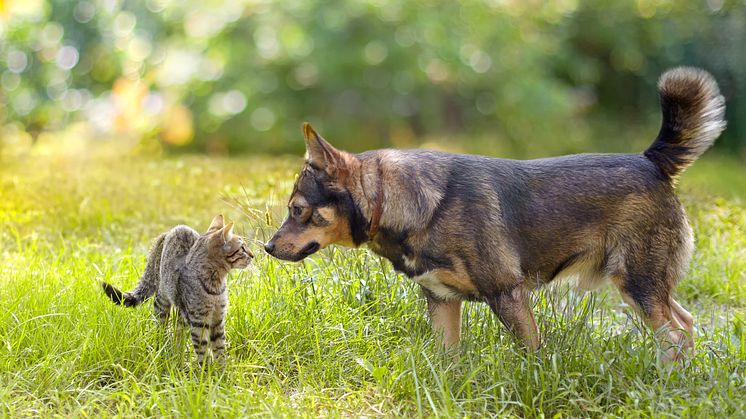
101,233,166,308
644,67,726,179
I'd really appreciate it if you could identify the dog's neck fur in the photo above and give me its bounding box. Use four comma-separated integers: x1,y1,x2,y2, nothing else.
338,153,382,243
361,158,384,240
347,151,445,247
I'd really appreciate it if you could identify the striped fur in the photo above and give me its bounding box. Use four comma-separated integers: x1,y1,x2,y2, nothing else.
102,215,253,364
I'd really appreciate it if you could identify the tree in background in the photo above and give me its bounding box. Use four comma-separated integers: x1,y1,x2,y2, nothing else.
1,0,743,158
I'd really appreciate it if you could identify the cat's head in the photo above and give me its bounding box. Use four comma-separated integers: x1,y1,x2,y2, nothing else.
203,214,253,270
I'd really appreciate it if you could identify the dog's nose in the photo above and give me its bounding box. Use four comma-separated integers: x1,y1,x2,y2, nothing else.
264,242,275,255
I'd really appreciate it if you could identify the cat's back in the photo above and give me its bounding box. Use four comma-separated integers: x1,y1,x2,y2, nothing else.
157,225,200,301
158,225,198,278
161,225,199,262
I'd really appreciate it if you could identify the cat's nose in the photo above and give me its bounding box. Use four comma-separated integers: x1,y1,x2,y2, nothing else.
264,242,275,255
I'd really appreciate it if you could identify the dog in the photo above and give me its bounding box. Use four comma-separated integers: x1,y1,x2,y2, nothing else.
265,67,726,361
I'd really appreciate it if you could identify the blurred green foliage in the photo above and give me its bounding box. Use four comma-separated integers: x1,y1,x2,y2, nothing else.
0,0,744,157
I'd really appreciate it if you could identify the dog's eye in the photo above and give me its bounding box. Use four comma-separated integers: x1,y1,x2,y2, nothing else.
292,205,312,222
311,210,330,226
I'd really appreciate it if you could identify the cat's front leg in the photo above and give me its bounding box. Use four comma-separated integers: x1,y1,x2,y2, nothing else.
189,324,209,365
210,318,227,363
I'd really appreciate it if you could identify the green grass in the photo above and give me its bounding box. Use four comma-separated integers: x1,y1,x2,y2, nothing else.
1,150,745,417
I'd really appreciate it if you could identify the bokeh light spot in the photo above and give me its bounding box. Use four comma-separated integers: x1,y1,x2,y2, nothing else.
162,105,194,145
254,25,280,60
208,90,247,117
250,107,275,131
6,50,28,73
127,35,152,62
476,92,496,115
294,63,319,88
12,90,37,116
142,92,164,115
469,50,492,73
223,90,247,115
73,1,96,23
55,46,79,70
114,12,137,38
364,41,388,65
1,72,21,91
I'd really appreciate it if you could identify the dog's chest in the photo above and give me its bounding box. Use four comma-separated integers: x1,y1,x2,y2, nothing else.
410,269,462,300
368,230,419,277
370,229,475,300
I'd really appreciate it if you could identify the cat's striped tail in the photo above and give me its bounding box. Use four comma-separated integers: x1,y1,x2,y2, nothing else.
101,233,166,307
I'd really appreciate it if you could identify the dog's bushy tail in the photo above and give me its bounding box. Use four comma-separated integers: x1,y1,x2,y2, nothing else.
644,67,726,179
101,233,166,308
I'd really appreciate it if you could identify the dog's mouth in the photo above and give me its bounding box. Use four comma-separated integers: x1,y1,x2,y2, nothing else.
295,241,320,260
265,240,321,262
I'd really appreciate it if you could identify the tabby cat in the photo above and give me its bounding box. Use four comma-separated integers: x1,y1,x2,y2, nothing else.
102,214,253,364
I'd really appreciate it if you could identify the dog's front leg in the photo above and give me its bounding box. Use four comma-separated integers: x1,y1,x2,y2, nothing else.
425,292,462,348
486,286,540,350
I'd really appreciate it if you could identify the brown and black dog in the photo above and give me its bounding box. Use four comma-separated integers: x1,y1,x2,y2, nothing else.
265,67,726,361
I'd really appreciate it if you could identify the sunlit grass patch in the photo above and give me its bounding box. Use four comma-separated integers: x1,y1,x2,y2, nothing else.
1,154,745,416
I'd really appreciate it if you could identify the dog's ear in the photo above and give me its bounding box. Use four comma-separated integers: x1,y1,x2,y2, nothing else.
303,122,341,173
207,214,224,233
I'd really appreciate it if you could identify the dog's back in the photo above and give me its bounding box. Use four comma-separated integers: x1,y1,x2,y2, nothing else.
379,67,725,292
503,68,725,292
501,153,679,285
370,67,724,360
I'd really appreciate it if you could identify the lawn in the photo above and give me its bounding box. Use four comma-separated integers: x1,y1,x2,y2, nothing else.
1,148,745,417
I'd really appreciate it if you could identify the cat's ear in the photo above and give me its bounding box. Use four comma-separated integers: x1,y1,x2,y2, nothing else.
221,221,234,243
207,214,224,233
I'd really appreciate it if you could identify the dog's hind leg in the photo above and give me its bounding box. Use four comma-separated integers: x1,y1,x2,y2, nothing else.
608,226,695,362
425,291,462,348
610,264,694,362
670,296,694,339
486,285,540,350
614,287,692,362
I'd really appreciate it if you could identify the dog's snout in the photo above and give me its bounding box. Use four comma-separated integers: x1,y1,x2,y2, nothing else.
264,242,275,255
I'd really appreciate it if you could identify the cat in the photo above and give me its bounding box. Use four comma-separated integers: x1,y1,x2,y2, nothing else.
102,214,253,364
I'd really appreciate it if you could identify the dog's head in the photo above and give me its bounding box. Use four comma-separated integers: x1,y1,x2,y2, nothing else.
264,123,368,261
